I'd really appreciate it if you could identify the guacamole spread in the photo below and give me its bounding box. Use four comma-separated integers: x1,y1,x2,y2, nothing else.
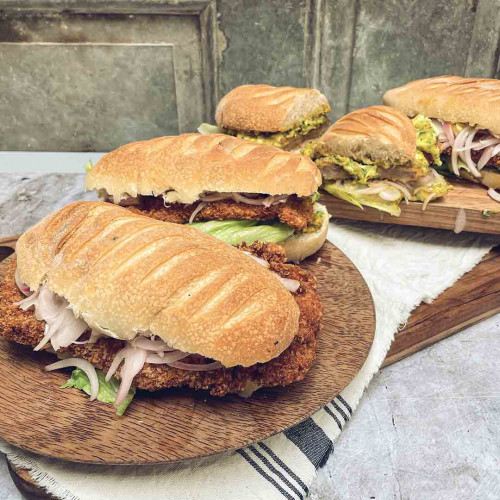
412,114,442,167
226,114,328,148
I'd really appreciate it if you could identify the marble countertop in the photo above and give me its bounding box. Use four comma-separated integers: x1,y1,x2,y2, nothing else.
0,173,498,499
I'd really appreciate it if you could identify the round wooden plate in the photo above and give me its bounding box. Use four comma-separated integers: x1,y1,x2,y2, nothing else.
0,240,375,465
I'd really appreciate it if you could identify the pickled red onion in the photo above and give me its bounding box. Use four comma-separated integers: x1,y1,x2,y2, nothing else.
45,358,99,401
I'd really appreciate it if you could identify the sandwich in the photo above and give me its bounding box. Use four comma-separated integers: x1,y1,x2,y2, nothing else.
199,84,331,151
0,201,322,413
302,106,451,216
383,76,500,201
85,133,329,262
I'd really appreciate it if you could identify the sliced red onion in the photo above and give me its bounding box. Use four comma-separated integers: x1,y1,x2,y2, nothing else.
243,251,270,268
145,351,190,364
462,129,482,178
199,193,233,202
454,208,467,234
443,122,455,146
168,360,224,372
15,288,40,310
422,193,437,211
105,346,133,381
14,268,31,296
45,358,99,401
477,145,493,170
456,137,500,152
130,337,174,352
232,193,272,205
114,348,148,407
431,119,444,135
242,250,300,292
262,195,288,208
49,312,88,351
278,277,300,292
451,127,471,176
487,188,500,203
188,202,207,224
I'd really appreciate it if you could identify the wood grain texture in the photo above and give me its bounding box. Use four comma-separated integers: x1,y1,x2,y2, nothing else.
384,246,500,367
0,240,375,465
321,179,500,234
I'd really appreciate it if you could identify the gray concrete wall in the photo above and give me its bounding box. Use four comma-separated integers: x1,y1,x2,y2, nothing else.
0,0,498,151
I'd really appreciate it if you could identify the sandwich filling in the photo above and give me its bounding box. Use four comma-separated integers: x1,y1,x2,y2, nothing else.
0,242,321,413
97,190,326,250
302,132,451,216
411,114,500,198
199,113,330,149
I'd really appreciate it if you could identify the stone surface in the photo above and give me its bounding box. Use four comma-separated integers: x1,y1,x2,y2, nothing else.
0,172,498,498
311,315,500,500
218,0,307,94
347,0,479,111
0,8,207,149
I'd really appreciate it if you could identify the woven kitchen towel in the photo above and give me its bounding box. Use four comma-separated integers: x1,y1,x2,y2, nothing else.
1,220,497,500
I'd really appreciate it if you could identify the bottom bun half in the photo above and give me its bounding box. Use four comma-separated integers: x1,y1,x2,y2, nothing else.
281,203,330,263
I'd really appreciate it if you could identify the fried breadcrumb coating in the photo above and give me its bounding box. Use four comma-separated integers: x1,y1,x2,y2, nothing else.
0,243,322,396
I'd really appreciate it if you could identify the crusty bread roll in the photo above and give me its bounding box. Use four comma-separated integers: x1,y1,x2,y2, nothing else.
215,84,331,132
383,76,500,135
315,106,416,166
86,134,322,204
281,203,329,262
16,201,300,368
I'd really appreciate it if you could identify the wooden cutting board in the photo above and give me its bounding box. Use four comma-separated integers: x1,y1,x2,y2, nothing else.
2,237,499,499
0,239,375,465
321,179,500,234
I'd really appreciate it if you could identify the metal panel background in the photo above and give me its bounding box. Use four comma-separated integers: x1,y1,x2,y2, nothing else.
0,0,498,151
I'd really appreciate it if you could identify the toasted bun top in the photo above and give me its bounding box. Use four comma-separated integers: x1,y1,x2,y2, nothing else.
383,76,500,135
215,84,331,132
86,134,321,204
315,106,416,166
15,202,300,367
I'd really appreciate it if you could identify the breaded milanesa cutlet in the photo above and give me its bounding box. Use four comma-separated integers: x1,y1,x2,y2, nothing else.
127,195,314,231
0,243,322,396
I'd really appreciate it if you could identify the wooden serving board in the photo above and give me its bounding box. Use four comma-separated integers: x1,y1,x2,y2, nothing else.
0,239,375,465
321,179,500,234
3,240,499,500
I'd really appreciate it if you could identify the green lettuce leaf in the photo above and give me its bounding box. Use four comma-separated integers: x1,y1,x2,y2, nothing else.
61,368,136,416
324,182,401,216
198,123,223,135
84,160,93,173
190,219,294,245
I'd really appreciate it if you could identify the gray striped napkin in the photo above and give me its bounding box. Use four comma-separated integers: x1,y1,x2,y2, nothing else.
0,220,494,500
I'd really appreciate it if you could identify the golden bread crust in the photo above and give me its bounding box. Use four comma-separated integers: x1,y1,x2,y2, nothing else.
15,201,301,367
215,84,331,132
383,76,500,134
316,106,416,166
86,134,322,203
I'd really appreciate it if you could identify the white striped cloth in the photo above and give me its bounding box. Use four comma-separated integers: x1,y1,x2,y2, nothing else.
0,220,495,500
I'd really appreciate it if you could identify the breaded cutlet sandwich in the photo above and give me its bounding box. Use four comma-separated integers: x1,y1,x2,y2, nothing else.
199,84,331,151
302,105,451,216
85,133,330,262
0,202,322,413
384,76,500,201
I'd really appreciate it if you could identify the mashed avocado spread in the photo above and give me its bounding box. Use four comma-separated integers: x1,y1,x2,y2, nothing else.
226,114,328,148
317,155,380,184
412,114,442,167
